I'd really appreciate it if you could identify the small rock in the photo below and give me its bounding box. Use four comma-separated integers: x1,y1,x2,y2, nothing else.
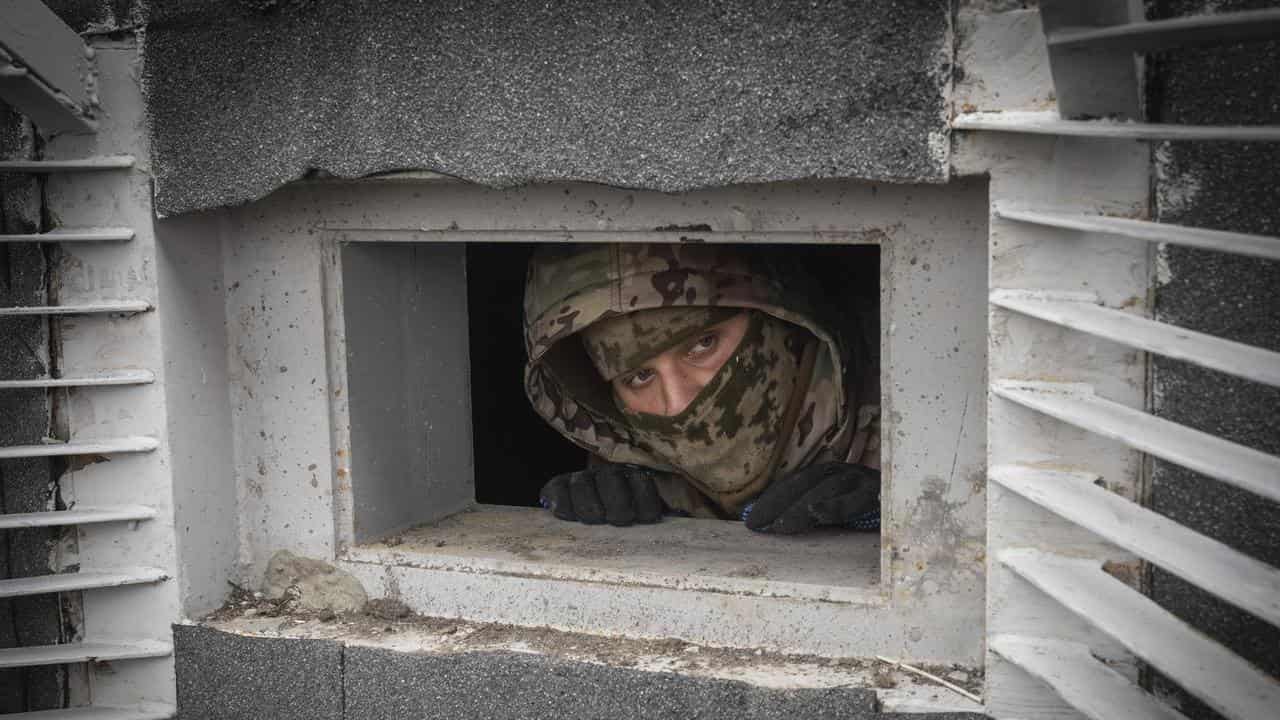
262,549,368,615
243,608,258,618
683,646,701,654
946,670,970,683
754,649,763,656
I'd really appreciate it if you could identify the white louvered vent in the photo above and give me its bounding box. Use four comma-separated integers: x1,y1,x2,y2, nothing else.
960,2,1280,717
0,6,177,717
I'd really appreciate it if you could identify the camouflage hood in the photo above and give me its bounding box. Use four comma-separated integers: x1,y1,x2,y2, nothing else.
523,243,865,517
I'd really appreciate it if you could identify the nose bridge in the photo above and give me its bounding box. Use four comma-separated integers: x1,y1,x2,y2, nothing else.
656,356,700,416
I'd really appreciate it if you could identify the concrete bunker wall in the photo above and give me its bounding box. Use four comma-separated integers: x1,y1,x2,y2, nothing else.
157,176,990,664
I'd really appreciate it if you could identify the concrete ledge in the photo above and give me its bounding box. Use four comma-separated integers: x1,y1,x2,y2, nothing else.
183,618,987,719
345,506,883,604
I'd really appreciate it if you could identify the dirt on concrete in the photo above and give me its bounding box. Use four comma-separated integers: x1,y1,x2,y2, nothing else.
203,586,985,701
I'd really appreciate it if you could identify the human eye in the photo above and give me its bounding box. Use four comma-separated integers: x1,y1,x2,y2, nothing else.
624,368,656,389
686,332,718,358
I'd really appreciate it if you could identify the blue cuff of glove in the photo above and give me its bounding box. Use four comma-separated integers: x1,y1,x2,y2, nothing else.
739,501,881,531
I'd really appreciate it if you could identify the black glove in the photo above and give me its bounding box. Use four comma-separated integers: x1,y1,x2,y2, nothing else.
744,462,879,534
539,463,666,527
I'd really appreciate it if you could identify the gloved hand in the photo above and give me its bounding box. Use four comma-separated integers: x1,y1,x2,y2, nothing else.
539,463,666,527
744,462,879,534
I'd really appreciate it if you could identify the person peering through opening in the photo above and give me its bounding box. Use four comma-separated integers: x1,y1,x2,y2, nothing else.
523,243,881,534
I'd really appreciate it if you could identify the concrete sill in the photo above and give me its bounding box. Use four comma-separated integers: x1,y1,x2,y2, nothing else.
343,504,882,605
191,618,985,715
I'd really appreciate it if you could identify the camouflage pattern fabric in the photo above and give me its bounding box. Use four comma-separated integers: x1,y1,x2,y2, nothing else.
523,243,875,518
616,310,814,513
581,306,739,381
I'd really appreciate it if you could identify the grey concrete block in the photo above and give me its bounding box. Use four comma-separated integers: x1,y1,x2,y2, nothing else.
173,631,986,719
346,645,883,720
118,0,950,216
174,625,343,720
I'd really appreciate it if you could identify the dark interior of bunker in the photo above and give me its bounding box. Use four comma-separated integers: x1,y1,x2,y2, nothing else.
466,243,881,509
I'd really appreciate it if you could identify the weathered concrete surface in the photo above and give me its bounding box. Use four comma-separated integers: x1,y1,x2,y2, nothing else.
52,0,952,217
1147,2,1280,718
174,625,344,720
345,646,882,720
177,625,985,719
0,102,64,714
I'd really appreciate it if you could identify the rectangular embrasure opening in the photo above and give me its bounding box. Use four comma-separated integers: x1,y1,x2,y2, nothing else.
342,241,882,603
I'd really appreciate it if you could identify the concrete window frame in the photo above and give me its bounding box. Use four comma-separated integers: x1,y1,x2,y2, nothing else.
206,176,989,662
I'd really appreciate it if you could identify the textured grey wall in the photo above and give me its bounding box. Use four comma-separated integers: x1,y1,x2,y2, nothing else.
1147,2,1280,718
52,0,953,217
175,625,986,720
0,103,64,713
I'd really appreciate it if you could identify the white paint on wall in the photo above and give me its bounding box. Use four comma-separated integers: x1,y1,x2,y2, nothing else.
220,200,338,582
156,211,239,617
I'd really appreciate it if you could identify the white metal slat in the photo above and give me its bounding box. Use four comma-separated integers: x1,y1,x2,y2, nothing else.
990,634,1187,720
952,111,1280,141
990,291,1280,387
0,640,171,669
993,207,1280,262
1037,1,1143,121
5,705,175,720
0,0,92,110
0,506,156,529
1000,550,1280,720
0,371,156,389
0,228,135,243
994,382,1280,504
0,437,158,459
0,301,150,316
1046,8,1280,54
0,157,135,172
0,568,168,599
991,465,1280,627
0,64,97,136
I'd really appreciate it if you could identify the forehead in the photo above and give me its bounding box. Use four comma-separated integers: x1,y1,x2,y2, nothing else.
583,306,741,380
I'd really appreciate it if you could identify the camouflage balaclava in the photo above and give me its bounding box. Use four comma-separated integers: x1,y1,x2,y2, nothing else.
579,306,739,381
591,309,819,513
524,243,864,518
